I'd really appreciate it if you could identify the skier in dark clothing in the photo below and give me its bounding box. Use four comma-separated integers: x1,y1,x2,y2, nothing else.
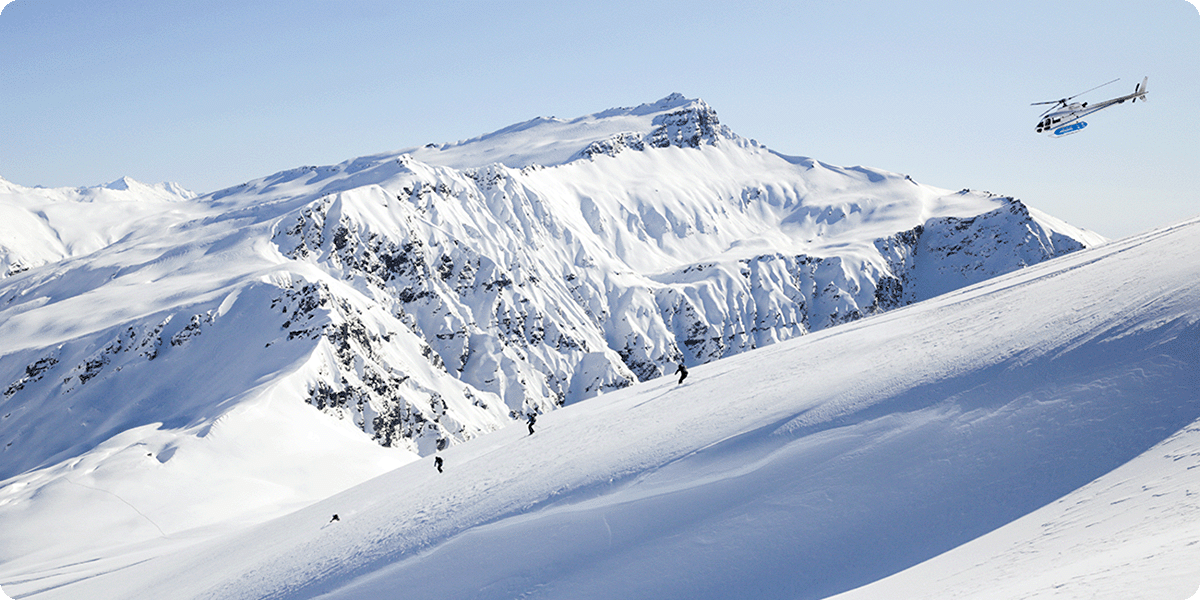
434,456,444,473
675,363,689,384
329,514,340,523
527,413,537,435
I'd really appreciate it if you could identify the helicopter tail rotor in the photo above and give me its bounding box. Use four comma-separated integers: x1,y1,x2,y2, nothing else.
1133,76,1149,102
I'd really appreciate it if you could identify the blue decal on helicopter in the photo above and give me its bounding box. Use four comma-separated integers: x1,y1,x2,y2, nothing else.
1053,121,1087,137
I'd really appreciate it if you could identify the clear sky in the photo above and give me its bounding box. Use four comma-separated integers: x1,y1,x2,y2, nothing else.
1,0,1197,239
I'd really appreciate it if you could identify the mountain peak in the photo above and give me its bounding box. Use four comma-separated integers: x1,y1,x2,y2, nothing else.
587,93,710,121
654,91,690,108
400,94,733,170
103,176,137,191
94,176,195,200
647,96,727,149
623,92,700,115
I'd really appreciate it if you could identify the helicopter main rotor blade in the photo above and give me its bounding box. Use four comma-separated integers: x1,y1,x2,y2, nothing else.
1031,78,1121,108
1066,78,1120,101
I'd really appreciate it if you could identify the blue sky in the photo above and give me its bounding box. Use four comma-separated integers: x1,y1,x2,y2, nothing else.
1,0,1196,238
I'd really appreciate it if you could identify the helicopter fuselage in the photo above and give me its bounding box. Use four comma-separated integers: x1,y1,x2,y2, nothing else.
1034,77,1147,137
1035,99,1123,136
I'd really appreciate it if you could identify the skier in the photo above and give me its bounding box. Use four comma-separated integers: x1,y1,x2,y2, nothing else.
434,456,444,473
329,514,340,523
527,412,537,435
675,363,689,384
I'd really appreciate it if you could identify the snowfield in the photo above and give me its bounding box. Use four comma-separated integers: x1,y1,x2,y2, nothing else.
2,95,1196,599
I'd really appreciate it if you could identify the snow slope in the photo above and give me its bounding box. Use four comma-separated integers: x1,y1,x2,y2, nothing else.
831,415,1200,600
9,214,1196,600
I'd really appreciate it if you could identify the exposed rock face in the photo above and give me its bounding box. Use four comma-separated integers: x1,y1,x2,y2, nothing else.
647,98,729,149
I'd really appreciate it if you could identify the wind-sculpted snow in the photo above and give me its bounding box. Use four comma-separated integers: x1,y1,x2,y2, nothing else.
0,95,1106,577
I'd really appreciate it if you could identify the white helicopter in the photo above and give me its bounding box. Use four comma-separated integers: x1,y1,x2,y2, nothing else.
1033,77,1148,137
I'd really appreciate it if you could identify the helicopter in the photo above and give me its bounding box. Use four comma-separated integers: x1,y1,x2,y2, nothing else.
1033,76,1148,137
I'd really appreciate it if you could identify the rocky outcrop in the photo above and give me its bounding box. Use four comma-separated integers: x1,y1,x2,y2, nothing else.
575,97,732,161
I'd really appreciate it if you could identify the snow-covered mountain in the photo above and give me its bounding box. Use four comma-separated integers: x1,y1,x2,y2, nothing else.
0,94,1114,590
5,208,1197,600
